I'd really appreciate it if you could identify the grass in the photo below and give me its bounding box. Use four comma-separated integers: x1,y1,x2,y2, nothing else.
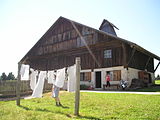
155,80,160,85
0,91,160,120
131,85,160,92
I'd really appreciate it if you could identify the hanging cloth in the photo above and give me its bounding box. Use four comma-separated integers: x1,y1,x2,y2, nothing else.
55,68,65,88
29,69,38,90
47,70,56,84
67,65,76,92
20,64,26,77
20,64,29,80
32,71,46,98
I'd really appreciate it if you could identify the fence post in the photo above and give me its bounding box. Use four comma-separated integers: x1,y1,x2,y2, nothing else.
74,57,80,116
16,63,21,106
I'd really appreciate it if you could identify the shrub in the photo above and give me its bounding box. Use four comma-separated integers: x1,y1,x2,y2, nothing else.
80,84,89,90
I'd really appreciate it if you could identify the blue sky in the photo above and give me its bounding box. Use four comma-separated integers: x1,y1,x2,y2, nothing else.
0,0,160,76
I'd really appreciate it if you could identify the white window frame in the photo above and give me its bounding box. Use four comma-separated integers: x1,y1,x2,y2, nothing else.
104,49,112,58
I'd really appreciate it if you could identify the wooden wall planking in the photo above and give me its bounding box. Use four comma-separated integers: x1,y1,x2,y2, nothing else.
26,19,154,73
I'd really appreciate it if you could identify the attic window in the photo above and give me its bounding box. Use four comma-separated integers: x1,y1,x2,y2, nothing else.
104,49,112,58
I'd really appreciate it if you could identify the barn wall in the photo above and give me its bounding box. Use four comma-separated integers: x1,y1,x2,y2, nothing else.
31,20,99,57
29,40,123,71
94,66,124,88
27,18,154,74
123,67,155,86
28,19,124,71
125,44,154,72
79,66,155,89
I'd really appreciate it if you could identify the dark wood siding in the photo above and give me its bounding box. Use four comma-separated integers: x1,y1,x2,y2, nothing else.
126,44,154,72
103,46,123,67
25,18,154,73
27,19,124,70
29,39,123,70
30,21,98,57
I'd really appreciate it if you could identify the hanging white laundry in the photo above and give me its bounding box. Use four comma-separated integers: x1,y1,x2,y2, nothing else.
20,64,26,77
29,69,38,90
32,71,46,98
62,81,68,90
67,65,76,92
55,68,65,88
20,64,29,80
47,70,56,84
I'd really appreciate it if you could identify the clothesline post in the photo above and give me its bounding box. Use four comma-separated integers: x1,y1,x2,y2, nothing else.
74,57,80,116
16,62,21,106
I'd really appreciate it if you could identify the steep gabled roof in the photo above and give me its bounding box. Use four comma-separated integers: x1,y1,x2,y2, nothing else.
20,16,160,64
99,19,119,30
99,19,119,36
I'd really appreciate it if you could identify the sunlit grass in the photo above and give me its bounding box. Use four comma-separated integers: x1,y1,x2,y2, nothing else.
155,80,160,85
0,91,160,120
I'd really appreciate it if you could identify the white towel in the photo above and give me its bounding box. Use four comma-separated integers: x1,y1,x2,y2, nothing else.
20,64,29,80
32,71,46,98
47,70,56,84
67,65,76,92
55,68,65,88
20,64,26,77
29,69,38,90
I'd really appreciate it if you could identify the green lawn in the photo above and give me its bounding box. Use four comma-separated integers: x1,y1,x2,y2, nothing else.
0,91,160,120
131,85,160,92
155,80,160,85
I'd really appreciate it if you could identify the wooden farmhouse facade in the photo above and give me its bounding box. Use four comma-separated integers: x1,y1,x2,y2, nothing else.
20,16,160,89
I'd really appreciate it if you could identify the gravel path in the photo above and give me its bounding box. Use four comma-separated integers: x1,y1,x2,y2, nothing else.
81,90,160,95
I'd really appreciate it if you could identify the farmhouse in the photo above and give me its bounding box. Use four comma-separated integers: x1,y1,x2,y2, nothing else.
20,16,160,89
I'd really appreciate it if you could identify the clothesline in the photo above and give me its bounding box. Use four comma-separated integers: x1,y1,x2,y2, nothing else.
20,64,77,98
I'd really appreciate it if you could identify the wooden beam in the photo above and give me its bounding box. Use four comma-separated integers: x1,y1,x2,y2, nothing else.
16,63,21,106
122,43,127,67
144,57,151,70
126,47,136,68
133,45,160,61
74,57,80,116
154,61,160,73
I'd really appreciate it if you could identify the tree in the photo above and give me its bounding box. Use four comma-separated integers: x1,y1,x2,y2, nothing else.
7,72,15,80
1,72,7,80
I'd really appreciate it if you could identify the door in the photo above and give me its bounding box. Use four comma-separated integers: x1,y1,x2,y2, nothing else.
148,73,152,83
95,71,101,88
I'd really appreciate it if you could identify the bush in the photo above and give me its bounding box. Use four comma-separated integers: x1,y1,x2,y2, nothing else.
80,84,89,90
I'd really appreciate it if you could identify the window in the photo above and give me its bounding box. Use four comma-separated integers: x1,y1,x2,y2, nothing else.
104,49,112,58
80,72,91,81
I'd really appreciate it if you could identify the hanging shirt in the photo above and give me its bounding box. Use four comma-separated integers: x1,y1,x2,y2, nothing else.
32,71,46,98
67,65,76,92
29,69,38,90
55,68,65,88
